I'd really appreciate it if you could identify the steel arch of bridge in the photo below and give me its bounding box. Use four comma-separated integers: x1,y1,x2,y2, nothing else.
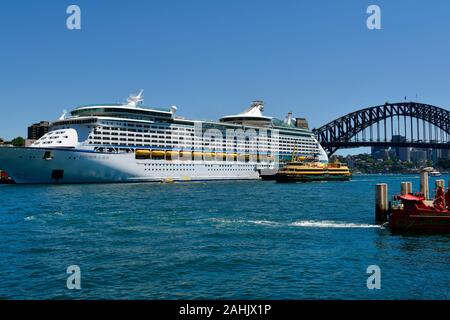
312,102,450,156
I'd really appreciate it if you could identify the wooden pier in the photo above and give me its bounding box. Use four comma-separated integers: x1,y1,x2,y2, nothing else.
375,171,450,232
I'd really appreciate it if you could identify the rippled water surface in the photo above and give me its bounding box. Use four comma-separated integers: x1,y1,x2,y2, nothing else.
0,175,449,299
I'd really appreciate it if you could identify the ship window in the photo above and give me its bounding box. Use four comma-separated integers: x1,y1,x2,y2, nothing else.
43,151,53,160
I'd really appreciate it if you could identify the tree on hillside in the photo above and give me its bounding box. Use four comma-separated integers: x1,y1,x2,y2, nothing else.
11,137,25,147
437,158,450,169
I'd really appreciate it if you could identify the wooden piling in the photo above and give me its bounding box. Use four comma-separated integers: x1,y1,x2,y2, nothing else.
375,183,388,222
420,171,429,200
400,182,412,195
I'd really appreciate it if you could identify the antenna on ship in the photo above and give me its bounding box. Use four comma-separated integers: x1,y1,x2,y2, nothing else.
59,110,67,120
249,100,264,112
126,89,144,107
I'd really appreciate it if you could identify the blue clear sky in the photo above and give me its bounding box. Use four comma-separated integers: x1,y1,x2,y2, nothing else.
1,0,450,155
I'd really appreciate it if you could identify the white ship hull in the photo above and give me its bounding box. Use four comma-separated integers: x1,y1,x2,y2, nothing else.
0,147,268,184
1,93,328,184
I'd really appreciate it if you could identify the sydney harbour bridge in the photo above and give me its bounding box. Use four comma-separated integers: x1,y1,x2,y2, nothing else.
312,102,450,157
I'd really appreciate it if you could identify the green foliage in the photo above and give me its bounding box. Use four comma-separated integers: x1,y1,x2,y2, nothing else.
345,153,435,174
11,137,25,147
437,158,450,169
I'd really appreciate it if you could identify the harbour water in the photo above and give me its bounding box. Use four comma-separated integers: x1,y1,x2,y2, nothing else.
0,175,449,299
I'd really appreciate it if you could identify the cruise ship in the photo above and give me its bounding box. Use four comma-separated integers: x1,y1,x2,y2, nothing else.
0,91,328,183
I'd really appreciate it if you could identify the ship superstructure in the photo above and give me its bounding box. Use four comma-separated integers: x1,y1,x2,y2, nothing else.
0,91,328,183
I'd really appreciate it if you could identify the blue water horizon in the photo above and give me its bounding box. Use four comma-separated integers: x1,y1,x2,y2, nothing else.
0,175,449,299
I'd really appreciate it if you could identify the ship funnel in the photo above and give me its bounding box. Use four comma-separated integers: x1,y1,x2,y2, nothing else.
284,112,293,125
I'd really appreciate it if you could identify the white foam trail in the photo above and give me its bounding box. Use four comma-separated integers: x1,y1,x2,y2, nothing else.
289,220,382,229
209,218,279,226
24,216,35,221
208,218,235,224
209,218,380,229
247,220,280,226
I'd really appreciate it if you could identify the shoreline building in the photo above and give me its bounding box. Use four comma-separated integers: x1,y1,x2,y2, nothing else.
26,121,50,147
371,146,388,160
391,135,410,162
410,148,428,163
440,145,450,159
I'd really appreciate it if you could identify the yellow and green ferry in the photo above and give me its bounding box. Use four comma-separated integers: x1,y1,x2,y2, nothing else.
275,155,351,183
